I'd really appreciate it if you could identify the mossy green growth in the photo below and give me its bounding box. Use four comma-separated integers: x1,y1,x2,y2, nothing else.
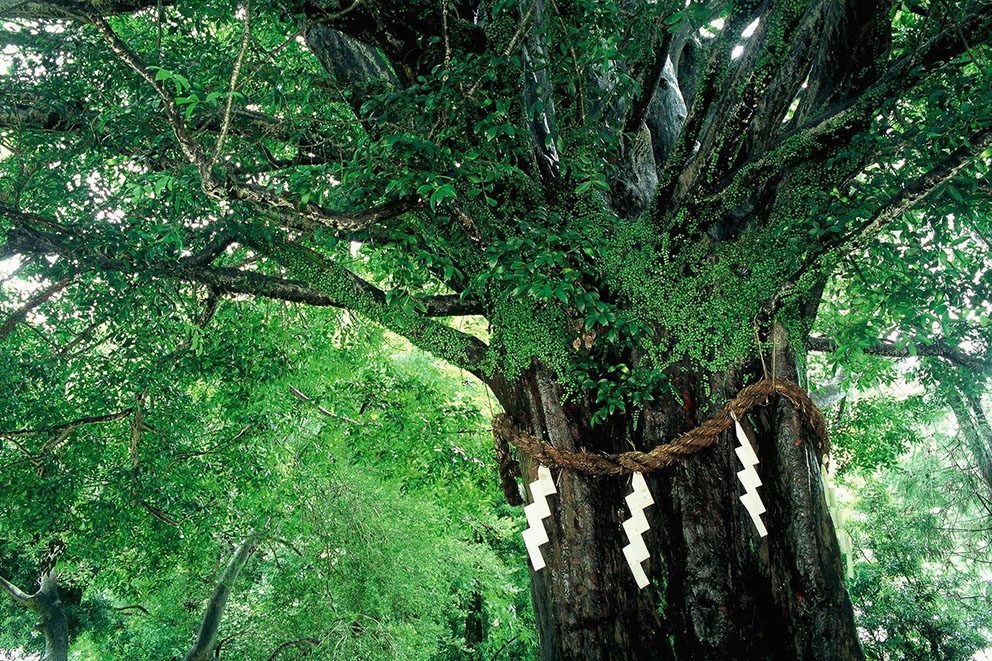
601,216,800,378
263,241,479,373
476,171,824,422
484,294,573,382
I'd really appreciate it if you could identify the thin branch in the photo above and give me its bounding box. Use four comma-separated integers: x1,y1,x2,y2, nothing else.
0,574,35,608
267,638,321,661
140,501,181,526
89,15,215,181
181,231,239,268
210,0,251,167
451,205,486,249
0,408,134,438
466,0,538,98
0,274,74,339
90,15,417,233
161,424,252,474
287,384,381,427
806,335,986,371
129,399,143,470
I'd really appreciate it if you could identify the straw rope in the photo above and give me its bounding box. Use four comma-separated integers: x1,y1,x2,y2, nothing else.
492,379,826,487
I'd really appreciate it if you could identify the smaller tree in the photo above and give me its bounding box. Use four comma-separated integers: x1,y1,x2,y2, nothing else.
0,570,68,661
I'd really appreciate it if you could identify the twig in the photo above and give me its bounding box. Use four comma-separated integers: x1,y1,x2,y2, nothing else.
210,0,252,167
0,274,74,339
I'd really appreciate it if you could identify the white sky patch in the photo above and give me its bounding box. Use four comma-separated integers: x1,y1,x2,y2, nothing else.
700,17,723,38
0,255,21,280
742,18,760,38
731,44,745,59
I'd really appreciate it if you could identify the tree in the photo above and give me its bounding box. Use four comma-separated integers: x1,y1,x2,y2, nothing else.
837,408,992,661
0,295,533,658
0,570,68,661
1,0,990,658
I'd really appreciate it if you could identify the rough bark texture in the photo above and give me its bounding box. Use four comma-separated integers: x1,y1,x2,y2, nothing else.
491,326,861,660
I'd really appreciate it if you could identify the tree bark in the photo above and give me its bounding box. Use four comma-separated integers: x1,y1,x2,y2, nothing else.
491,325,861,660
0,570,69,661
33,571,69,661
183,530,262,661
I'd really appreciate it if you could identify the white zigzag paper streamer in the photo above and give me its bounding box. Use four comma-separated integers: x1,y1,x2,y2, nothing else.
522,465,556,571
621,471,654,589
733,413,768,537
823,467,853,579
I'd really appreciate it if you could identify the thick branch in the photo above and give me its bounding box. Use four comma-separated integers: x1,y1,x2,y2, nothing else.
807,335,987,372
0,408,134,438
837,128,992,251
768,10,992,170
0,574,35,608
767,123,992,311
0,100,86,131
0,0,163,20
2,208,484,317
623,27,674,139
697,9,992,230
258,238,490,376
182,264,482,316
789,125,992,281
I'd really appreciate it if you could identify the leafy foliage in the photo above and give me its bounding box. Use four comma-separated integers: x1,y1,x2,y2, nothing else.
843,440,992,660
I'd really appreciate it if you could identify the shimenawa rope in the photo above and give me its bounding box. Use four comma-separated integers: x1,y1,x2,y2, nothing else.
492,378,826,488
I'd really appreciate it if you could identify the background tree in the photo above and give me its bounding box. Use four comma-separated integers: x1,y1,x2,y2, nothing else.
1,0,991,659
0,290,532,659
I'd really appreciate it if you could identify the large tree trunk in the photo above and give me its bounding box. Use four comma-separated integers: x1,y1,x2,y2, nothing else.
492,325,861,660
